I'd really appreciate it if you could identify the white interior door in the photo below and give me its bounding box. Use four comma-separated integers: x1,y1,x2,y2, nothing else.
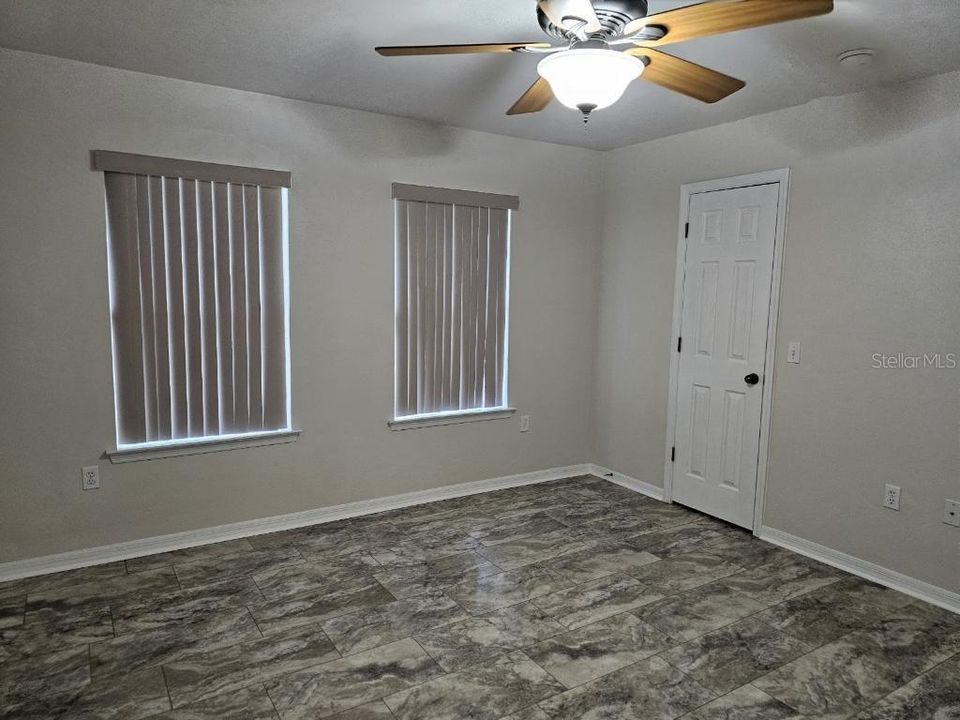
673,183,781,529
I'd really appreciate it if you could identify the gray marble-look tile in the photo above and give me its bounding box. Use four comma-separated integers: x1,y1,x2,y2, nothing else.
0,601,114,663
471,513,570,545
164,623,340,707
321,589,468,655
630,523,735,559
125,539,256,574
474,530,589,571
142,682,279,719
444,564,574,615
854,653,960,719
368,538,473,568
679,684,804,720
538,655,716,719
372,551,501,599
539,499,621,526
660,617,811,694
501,706,553,720
526,612,675,688
0,594,25,629
245,524,324,551
298,523,411,562
0,643,91,708
253,553,379,602
716,555,841,607
698,534,793,568
635,582,765,643
753,604,960,720
90,605,262,678
575,504,675,536
757,583,893,646
111,576,264,635
396,526,483,555
3,562,128,600
851,603,960,682
544,541,660,585
25,566,179,614
265,637,443,720
0,667,170,720
831,576,916,613
401,508,498,537
532,573,664,629
249,580,395,636
751,635,903,720
383,650,565,720
414,602,565,672
628,552,742,595
327,701,395,719
174,547,304,589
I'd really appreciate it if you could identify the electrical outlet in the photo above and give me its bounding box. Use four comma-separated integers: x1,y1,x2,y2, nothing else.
883,484,901,511
519,415,530,432
944,499,960,528
81,465,100,491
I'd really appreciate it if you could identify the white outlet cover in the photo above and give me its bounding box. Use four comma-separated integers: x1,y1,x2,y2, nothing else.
883,484,901,511
520,415,530,432
945,499,960,527
81,465,100,490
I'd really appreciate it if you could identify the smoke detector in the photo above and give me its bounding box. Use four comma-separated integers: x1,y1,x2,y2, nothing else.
838,48,876,69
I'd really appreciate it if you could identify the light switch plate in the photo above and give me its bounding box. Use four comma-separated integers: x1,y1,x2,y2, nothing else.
520,415,530,432
787,341,801,364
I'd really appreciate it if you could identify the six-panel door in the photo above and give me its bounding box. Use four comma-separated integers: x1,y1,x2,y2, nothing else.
673,183,781,529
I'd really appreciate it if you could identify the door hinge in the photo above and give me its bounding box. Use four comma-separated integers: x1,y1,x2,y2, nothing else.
677,337,682,353
684,222,689,238
671,446,676,462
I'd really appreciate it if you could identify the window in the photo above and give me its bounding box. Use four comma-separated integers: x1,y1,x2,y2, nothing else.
95,151,292,453
392,183,517,423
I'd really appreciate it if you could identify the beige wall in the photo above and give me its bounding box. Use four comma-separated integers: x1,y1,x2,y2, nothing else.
2,47,958,596
596,71,960,593
0,49,603,562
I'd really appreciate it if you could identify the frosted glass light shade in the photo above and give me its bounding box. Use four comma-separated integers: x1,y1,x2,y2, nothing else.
537,49,644,111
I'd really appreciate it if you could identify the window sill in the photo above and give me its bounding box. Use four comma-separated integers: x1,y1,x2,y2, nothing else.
388,408,516,431
106,430,300,463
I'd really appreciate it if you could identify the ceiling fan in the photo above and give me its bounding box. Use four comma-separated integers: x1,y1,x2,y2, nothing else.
376,0,834,122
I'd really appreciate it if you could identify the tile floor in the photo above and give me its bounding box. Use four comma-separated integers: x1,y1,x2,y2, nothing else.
1,476,958,719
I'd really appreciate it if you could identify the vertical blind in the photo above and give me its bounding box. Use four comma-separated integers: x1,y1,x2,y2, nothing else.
96,151,291,446
393,183,518,418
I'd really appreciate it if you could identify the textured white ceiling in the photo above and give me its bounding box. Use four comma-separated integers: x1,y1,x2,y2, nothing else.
2,0,959,150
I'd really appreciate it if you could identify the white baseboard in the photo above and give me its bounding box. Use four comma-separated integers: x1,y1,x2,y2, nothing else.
0,464,592,583
757,526,960,615
587,464,666,502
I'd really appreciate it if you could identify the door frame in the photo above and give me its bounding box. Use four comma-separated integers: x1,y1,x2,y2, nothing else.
663,169,791,533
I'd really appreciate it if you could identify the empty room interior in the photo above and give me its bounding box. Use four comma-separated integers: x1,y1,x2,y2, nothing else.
2,0,960,718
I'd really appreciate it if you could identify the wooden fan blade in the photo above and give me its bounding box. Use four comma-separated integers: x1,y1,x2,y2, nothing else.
376,42,551,57
506,77,554,115
627,48,745,103
623,0,833,46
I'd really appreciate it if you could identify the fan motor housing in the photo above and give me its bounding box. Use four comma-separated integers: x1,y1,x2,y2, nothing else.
537,0,649,39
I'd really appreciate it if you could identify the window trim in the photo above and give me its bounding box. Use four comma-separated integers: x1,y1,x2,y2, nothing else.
387,407,516,431
106,429,300,463
391,186,515,423
97,150,294,451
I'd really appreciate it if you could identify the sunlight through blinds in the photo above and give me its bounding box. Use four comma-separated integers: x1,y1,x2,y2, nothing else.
97,151,291,446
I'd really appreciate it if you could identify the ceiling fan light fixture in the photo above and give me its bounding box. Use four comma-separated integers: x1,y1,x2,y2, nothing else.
537,49,644,113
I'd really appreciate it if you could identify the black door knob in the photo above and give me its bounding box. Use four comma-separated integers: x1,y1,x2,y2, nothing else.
744,373,760,386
